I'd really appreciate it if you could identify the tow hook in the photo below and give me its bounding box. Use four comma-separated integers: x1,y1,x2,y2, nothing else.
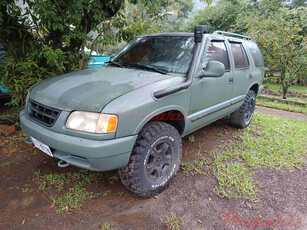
25,139,33,145
57,160,69,168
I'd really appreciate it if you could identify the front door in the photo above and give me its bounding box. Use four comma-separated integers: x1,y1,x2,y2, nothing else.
188,39,233,131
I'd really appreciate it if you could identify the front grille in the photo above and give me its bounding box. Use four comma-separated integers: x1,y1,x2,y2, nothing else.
28,100,61,126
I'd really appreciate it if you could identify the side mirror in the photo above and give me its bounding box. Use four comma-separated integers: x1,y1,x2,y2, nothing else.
200,61,225,78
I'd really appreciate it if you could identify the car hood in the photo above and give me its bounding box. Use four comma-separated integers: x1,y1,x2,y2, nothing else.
30,66,173,112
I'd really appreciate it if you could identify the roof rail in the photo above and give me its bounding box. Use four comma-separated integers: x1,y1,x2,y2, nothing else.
212,31,251,40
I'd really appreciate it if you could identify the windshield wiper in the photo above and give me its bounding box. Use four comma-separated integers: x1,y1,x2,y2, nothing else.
106,60,125,68
130,63,167,75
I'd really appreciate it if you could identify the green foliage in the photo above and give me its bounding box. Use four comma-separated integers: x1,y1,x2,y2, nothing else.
184,0,307,99
247,7,307,98
183,0,243,32
0,162,12,167
0,0,124,106
1,60,54,106
101,222,111,230
109,0,194,43
188,135,195,142
264,81,307,95
256,98,307,114
181,160,207,176
213,162,258,200
0,0,196,106
165,214,183,230
53,183,91,212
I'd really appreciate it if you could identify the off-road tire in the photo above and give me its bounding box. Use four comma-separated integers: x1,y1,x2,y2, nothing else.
119,121,182,197
230,90,256,128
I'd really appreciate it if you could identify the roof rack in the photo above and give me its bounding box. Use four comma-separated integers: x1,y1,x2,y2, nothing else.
212,31,251,40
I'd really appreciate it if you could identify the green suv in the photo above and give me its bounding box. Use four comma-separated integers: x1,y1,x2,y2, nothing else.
20,26,264,197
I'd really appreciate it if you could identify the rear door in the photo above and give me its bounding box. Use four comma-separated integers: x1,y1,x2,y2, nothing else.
228,41,251,104
245,41,265,88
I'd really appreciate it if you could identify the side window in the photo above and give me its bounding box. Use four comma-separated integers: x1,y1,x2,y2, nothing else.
246,41,264,67
204,41,230,71
230,42,249,69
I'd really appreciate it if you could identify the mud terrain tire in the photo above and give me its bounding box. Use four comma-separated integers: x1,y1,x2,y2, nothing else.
230,90,256,128
119,121,182,197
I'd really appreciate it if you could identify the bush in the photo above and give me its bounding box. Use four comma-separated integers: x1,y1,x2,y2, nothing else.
0,60,54,106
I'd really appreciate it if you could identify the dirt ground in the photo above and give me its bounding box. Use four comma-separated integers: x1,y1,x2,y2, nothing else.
0,102,306,230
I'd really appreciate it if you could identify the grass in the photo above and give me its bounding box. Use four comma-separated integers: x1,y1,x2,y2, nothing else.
181,160,208,176
33,169,108,212
52,183,92,213
21,184,29,193
213,162,258,201
188,135,195,143
260,78,307,113
211,113,307,201
264,82,307,95
100,222,111,230
261,94,306,103
257,97,307,114
0,162,12,167
165,214,183,230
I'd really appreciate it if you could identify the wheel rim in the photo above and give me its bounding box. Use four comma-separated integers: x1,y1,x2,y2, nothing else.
145,141,173,182
244,97,255,124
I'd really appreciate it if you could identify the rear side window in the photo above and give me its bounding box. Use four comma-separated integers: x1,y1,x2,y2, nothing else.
230,42,249,69
204,41,230,71
245,41,264,67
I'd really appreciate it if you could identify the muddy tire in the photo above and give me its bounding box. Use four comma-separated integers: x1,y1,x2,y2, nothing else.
230,90,256,128
119,121,182,197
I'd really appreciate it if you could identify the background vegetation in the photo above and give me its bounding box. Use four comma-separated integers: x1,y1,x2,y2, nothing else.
0,0,306,106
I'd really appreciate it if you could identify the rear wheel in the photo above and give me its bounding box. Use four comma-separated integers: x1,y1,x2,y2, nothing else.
119,121,182,197
230,90,256,128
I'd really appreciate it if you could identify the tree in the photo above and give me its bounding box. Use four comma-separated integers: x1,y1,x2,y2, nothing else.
182,0,260,33
247,8,307,99
184,0,306,98
0,0,152,105
0,0,124,70
291,0,307,8
91,0,194,54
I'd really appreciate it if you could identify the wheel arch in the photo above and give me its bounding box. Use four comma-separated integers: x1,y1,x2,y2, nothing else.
134,106,186,136
249,83,259,95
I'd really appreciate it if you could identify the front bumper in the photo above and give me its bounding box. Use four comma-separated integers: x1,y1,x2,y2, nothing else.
20,110,137,171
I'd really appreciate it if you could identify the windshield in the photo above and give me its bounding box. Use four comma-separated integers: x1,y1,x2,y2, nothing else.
112,36,195,74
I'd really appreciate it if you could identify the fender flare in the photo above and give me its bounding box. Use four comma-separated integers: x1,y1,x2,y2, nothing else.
133,105,186,134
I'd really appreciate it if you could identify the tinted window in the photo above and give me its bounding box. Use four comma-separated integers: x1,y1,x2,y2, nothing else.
245,41,264,67
230,42,249,69
204,41,230,71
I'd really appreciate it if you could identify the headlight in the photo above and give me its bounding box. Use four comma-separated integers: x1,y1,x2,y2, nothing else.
66,111,118,134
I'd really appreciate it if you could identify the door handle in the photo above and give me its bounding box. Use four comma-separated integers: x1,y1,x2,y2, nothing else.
229,78,233,84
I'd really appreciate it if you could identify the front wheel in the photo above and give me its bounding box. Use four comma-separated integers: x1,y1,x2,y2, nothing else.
119,121,182,197
230,90,256,128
